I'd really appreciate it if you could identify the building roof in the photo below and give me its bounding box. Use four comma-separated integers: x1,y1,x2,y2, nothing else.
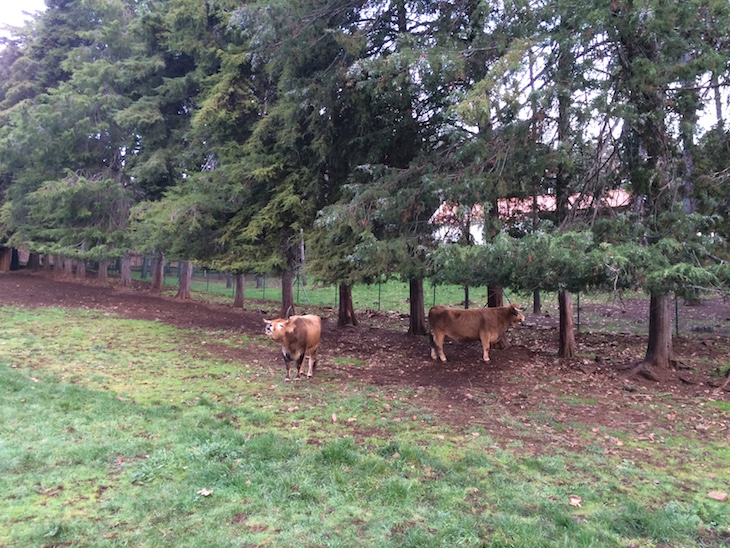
431,189,632,227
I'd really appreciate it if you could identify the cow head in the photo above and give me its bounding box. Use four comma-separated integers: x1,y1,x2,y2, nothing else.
510,304,525,325
264,318,289,341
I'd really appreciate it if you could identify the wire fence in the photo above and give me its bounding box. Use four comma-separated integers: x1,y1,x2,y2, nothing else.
128,259,728,337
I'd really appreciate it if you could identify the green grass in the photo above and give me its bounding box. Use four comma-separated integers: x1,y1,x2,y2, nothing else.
1,305,729,547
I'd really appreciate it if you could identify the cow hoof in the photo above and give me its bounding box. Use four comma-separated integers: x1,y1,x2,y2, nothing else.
284,378,290,383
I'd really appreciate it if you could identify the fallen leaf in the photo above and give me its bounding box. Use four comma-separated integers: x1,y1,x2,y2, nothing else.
331,413,337,423
569,495,582,507
287,406,299,412
197,488,213,497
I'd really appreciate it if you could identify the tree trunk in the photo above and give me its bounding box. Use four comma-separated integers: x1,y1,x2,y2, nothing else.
120,255,132,288
634,292,673,380
7,248,19,270
52,255,62,275
281,270,295,318
175,261,193,299
533,288,542,314
0,247,11,272
299,228,307,286
464,285,470,309
151,253,165,292
338,284,359,327
487,285,503,308
75,260,86,280
63,257,74,277
408,277,427,336
27,253,41,270
558,289,576,358
42,255,53,273
555,37,572,226
141,255,149,279
233,273,245,308
531,177,541,316
487,285,508,348
712,72,724,133
98,259,109,284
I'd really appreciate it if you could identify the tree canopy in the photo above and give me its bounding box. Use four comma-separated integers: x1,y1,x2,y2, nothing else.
1,0,729,363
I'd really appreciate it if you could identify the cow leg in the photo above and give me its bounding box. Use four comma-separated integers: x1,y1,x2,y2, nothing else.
282,348,292,382
295,354,305,381
480,336,491,362
306,355,317,379
431,333,447,362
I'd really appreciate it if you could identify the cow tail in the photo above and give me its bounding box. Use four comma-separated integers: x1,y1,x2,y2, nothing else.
429,333,436,351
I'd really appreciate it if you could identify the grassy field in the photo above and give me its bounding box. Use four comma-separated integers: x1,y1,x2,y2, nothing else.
1,305,729,547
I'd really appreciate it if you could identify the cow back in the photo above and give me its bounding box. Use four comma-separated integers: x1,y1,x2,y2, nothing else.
288,315,321,353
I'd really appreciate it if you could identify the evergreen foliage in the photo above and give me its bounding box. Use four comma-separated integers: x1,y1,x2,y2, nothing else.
0,0,727,346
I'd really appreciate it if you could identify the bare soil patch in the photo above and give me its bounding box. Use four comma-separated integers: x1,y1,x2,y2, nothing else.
2,271,729,454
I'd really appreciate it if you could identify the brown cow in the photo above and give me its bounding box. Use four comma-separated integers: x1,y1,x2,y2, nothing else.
428,304,524,362
264,314,322,381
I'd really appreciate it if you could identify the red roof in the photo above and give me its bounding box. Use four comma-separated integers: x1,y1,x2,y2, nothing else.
432,189,632,226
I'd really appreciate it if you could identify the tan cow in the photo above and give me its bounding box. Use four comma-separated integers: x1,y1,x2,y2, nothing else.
428,304,524,362
264,314,322,381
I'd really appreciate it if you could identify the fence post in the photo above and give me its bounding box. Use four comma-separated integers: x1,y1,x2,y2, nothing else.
263,274,266,300
378,281,381,311
576,291,580,332
433,284,436,308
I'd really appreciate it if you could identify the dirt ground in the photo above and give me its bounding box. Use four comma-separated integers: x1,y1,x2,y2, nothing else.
1,271,729,450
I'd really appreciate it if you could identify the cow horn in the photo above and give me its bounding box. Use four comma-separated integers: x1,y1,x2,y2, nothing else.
285,306,293,320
